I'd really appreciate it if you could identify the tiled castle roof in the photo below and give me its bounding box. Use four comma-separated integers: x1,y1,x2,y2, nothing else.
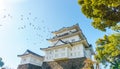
18,49,44,58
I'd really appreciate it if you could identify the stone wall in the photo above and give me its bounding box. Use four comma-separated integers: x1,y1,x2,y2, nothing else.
17,64,42,69
17,57,86,69
42,57,86,69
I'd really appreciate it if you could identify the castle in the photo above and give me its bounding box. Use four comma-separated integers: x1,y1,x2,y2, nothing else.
17,24,94,69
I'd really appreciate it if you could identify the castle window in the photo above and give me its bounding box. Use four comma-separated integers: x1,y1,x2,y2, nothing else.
62,48,65,51
55,49,58,52
78,46,80,50
49,51,52,54
84,51,87,57
71,53,72,56
70,48,72,51
49,57,51,59
22,58,26,62
74,47,76,50
55,54,58,57
65,40,69,43
61,53,65,56
78,52,81,55
46,57,48,59
71,39,75,42
74,52,76,56
33,59,36,62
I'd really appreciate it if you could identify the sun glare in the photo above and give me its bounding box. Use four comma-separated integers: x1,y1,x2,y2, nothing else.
0,0,27,9
0,0,6,9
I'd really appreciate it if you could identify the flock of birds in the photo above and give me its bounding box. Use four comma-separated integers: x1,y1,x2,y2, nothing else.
0,9,55,46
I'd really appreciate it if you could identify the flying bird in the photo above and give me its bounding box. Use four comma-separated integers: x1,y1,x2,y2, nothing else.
0,25,2,26
3,15,6,18
29,12,31,15
21,18,23,20
27,17,29,20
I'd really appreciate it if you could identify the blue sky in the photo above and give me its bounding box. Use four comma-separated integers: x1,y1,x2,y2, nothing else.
0,0,112,69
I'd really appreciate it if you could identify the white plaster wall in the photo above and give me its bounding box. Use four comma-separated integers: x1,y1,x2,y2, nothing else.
85,49,92,59
20,55,31,64
54,47,68,59
29,54,43,66
44,44,86,62
44,47,68,61
20,54,43,66
68,44,84,58
44,50,54,61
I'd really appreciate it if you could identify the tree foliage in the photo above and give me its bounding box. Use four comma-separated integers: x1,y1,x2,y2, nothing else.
78,0,120,69
0,57,4,67
78,0,120,31
94,33,120,69
82,58,99,69
112,24,120,32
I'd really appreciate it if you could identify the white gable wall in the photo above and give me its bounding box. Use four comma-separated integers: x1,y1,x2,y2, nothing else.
29,54,43,66
20,55,31,64
20,54,43,66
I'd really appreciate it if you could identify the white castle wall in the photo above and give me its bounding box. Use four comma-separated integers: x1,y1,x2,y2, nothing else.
20,54,43,66
68,44,84,58
20,55,31,64
44,44,87,62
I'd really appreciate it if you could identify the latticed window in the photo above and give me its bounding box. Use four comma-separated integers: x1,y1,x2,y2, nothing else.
62,48,65,51
22,58,26,62
61,53,65,56
71,53,72,56
55,49,58,52
71,39,75,42
55,54,58,57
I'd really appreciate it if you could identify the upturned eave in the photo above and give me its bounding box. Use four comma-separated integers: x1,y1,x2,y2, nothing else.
40,40,89,51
